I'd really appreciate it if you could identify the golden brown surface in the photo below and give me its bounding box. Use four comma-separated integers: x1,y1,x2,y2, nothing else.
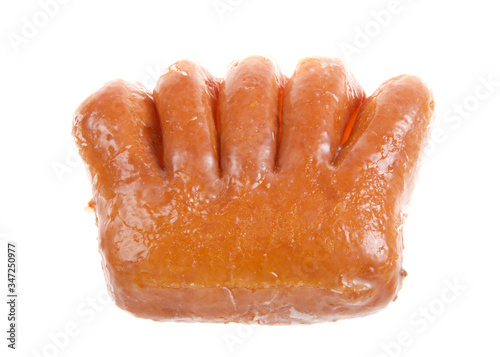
72,56,434,324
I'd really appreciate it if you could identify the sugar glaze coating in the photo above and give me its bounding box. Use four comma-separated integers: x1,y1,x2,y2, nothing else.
73,56,434,324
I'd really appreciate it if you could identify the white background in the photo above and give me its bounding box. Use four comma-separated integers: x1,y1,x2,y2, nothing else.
1,0,499,356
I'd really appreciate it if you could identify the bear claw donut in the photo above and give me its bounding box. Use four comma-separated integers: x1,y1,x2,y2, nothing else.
72,56,434,324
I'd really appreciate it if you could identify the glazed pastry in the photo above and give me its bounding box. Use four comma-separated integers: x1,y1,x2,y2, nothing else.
72,56,434,324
